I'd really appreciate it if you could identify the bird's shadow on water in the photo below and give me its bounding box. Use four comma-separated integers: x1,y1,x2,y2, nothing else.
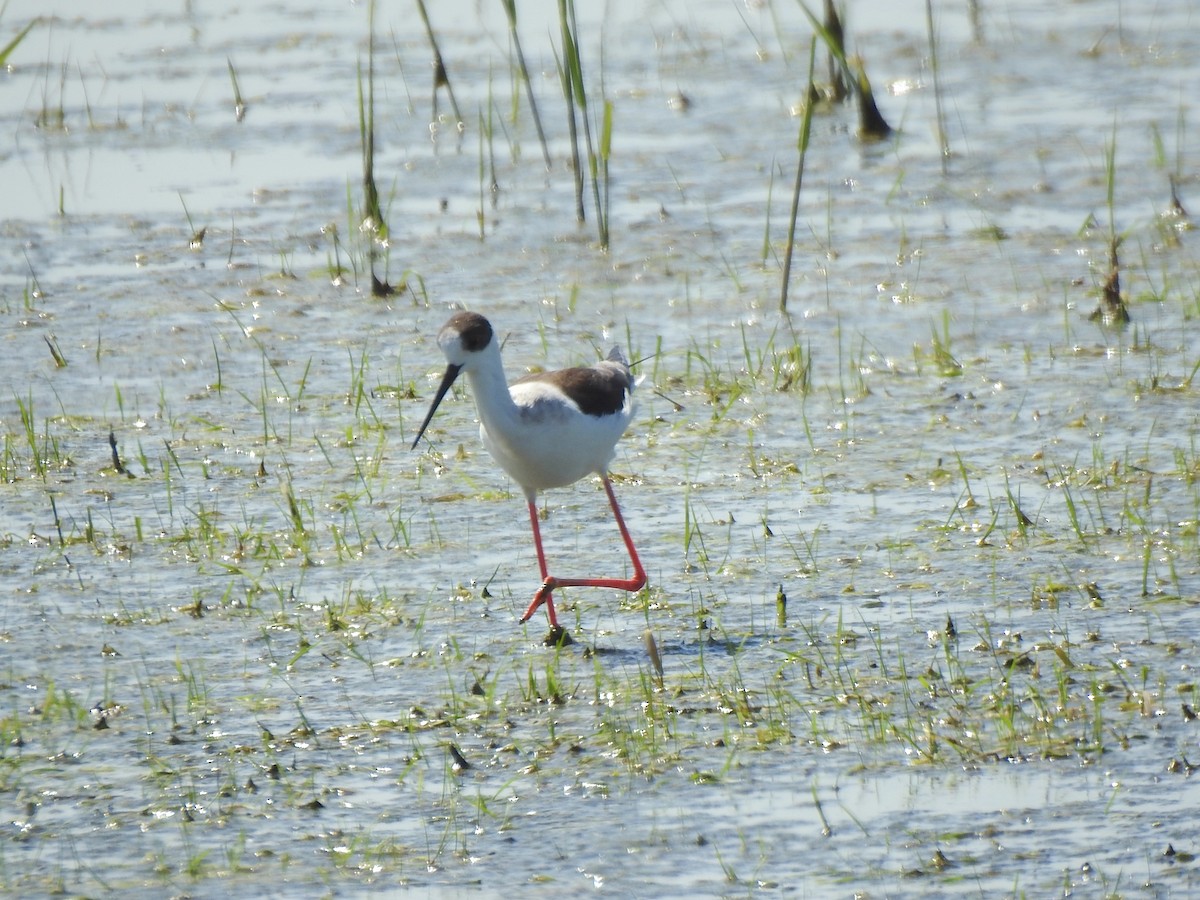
575,629,776,663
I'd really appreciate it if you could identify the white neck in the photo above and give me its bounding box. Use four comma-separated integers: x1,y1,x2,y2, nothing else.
464,342,518,427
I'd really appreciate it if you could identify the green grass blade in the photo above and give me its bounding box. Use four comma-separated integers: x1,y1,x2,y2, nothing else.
0,17,37,67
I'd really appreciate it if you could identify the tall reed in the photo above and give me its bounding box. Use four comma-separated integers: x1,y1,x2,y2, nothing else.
500,0,552,169
555,0,610,248
781,40,817,311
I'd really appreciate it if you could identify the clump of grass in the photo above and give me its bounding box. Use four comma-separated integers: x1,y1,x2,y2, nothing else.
554,0,612,249
476,88,501,239
1151,109,1192,239
554,6,585,224
1089,132,1129,325
913,310,962,377
1166,174,1188,222
179,193,206,250
14,391,53,480
415,0,462,131
1003,469,1035,536
358,0,394,297
796,0,892,140
35,54,68,131
1089,235,1129,325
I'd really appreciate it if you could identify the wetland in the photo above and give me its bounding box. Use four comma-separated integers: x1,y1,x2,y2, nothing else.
2,0,1200,896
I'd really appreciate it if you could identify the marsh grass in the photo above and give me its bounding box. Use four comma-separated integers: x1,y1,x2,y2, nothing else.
553,0,612,248
226,57,246,122
179,193,206,250
554,1,585,225
795,0,891,139
475,92,500,239
913,310,962,377
356,0,396,297
499,0,551,169
13,391,56,480
415,0,462,130
924,0,949,164
34,51,68,131
0,17,37,68
780,39,817,312
3,358,1199,891
1088,132,1132,325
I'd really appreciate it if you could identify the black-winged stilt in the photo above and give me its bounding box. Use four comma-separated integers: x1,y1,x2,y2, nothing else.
412,311,646,637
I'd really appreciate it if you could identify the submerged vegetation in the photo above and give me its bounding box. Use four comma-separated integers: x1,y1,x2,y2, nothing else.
2,0,1199,896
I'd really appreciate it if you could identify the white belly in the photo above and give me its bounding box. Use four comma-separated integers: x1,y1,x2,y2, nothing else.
479,393,631,494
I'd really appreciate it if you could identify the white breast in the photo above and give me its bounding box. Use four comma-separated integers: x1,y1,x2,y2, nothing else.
478,380,632,495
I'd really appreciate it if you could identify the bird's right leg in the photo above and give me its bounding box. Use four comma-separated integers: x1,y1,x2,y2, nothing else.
519,499,560,628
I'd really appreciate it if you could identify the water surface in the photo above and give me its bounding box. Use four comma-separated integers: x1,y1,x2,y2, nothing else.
2,0,1200,895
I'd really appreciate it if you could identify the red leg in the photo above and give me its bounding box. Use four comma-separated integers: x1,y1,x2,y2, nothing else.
520,500,559,628
519,476,646,627
527,499,550,581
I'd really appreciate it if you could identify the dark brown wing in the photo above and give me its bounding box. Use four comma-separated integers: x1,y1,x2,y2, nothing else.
512,357,632,417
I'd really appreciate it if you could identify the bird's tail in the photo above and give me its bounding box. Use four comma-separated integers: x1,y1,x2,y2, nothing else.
606,345,645,395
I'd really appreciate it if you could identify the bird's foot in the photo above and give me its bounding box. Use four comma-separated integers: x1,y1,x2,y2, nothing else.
520,578,561,628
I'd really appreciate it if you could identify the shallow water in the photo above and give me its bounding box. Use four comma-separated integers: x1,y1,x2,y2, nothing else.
3,0,1200,895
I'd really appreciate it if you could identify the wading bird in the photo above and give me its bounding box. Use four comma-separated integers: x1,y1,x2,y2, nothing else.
411,311,646,639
